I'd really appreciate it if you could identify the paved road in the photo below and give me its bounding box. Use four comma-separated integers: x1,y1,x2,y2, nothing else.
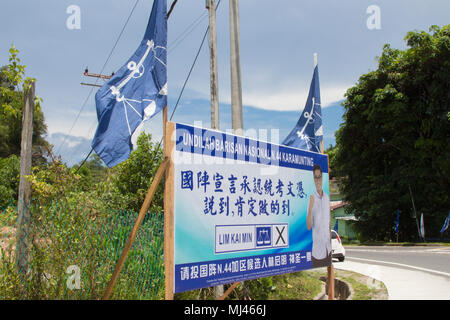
344,246,450,275
333,245,450,300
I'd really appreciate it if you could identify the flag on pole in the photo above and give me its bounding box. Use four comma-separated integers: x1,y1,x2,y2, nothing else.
282,62,322,153
333,219,338,232
395,209,400,233
92,0,167,167
440,212,450,234
420,212,425,239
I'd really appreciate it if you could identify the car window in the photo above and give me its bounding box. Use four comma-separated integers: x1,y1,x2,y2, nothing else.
331,231,337,239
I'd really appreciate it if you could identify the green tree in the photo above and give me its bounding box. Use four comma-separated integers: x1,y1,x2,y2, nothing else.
0,45,49,159
73,153,107,185
334,25,450,241
0,154,20,207
324,144,338,179
105,132,164,213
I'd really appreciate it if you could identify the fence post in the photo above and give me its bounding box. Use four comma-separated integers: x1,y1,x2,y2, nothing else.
16,81,35,280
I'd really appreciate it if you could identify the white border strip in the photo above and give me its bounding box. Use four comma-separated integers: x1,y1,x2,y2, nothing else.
346,257,450,278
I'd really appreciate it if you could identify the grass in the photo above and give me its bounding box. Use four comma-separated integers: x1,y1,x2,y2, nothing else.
175,266,391,300
174,271,323,300
267,271,323,300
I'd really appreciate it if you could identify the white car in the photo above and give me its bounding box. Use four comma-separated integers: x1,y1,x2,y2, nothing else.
331,230,345,262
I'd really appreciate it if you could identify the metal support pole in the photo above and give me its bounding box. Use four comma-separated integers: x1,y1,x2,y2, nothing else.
207,0,223,299
229,0,243,133
207,0,220,130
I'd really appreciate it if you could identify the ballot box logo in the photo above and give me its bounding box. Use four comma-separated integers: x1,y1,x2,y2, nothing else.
256,226,271,247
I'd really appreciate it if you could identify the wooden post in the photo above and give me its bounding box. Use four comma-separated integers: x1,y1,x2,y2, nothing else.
16,81,35,276
218,282,240,300
327,264,335,299
323,136,335,300
163,110,175,300
102,157,169,300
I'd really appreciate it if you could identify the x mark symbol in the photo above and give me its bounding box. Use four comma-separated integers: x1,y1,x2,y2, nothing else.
275,226,286,245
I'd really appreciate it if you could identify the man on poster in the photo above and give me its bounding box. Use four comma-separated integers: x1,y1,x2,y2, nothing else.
306,164,331,267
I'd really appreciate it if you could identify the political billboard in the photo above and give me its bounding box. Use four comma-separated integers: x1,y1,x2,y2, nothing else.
171,122,331,293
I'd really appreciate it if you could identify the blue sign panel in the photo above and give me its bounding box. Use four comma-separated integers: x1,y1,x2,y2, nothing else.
173,122,330,293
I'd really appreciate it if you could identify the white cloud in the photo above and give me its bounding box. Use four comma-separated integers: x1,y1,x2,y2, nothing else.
240,85,349,111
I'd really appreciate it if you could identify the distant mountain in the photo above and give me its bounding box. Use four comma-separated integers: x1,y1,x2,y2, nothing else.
46,133,92,167
169,98,345,148
47,99,345,166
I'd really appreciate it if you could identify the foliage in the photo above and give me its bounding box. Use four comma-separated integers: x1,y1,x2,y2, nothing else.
0,45,48,159
78,153,107,185
334,25,450,241
0,45,167,300
324,144,338,179
0,155,20,207
174,272,323,300
0,202,164,300
107,132,164,213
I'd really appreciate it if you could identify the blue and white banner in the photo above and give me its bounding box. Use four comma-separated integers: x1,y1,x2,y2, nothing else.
420,213,425,239
395,209,400,233
282,64,322,153
440,212,449,234
172,123,330,293
92,0,167,167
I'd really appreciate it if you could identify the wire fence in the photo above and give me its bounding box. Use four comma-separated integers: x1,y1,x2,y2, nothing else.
0,200,164,300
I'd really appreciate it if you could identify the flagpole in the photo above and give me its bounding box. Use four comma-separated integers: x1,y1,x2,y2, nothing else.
163,105,175,300
316,52,335,300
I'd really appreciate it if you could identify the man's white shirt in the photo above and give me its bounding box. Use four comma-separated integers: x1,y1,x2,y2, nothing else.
311,190,331,260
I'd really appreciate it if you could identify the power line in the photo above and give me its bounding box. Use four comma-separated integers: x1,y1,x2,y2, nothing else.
168,11,208,53
170,22,209,121
56,0,141,157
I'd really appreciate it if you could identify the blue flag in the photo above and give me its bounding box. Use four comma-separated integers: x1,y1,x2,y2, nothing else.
92,0,167,167
440,212,450,234
395,210,400,233
282,64,322,153
333,219,338,232
420,212,425,239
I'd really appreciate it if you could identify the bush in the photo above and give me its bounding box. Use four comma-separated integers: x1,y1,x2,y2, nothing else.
0,155,20,207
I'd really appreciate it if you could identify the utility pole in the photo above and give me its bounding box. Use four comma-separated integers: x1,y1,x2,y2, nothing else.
16,81,35,277
207,0,220,130
206,0,222,299
229,0,243,133
226,0,245,299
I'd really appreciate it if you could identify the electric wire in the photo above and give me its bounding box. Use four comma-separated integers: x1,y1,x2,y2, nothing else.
57,0,141,157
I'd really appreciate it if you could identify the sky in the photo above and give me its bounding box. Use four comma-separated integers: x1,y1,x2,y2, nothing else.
0,0,449,165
